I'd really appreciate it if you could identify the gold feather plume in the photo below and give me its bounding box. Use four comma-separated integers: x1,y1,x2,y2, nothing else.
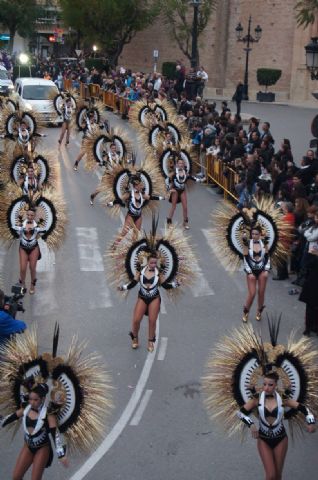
105,223,197,299
210,196,292,271
202,324,318,439
0,327,113,455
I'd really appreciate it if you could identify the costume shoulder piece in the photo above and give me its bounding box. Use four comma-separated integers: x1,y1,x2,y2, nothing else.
0,324,113,454
105,216,197,298
201,317,318,439
211,197,292,270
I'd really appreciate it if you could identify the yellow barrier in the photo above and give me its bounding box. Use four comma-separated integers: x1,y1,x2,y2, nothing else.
63,78,73,91
193,153,239,201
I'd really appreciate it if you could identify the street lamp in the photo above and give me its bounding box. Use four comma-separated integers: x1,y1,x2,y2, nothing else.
304,38,318,155
18,53,31,77
92,45,98,58
235,16,262,100
189,0,203,69
305,37,318,80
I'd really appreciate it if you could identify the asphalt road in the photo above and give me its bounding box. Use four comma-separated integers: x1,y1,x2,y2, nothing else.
0,106,317,480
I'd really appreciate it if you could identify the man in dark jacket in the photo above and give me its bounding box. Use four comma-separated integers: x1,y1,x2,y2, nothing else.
232,81,244,116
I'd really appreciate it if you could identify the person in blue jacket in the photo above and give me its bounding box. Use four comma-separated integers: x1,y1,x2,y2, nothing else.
0,289,26,347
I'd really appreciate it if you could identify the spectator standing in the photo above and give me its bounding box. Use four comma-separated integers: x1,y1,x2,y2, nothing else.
232,81,244,116
196,66,208,97
273,202,295,280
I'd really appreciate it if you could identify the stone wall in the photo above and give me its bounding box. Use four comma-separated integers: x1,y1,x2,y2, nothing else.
119,0,316,103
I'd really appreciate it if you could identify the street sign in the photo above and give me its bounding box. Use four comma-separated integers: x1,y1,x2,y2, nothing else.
75,49,82,57
153,49,159,58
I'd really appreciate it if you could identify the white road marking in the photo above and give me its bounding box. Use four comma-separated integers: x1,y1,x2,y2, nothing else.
69,319,160,480
129,389,153,426
76,227,104,271
202,228,245,292
157,337,168,361
88,275,113,309
190,255,214,297
160,296,167,314
0,245,7,271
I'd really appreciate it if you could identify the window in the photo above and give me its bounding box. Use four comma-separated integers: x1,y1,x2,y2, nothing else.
22,85,57,100
0,70,9,80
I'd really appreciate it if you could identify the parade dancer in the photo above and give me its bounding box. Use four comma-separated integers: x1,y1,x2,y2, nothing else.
242,226,270,322
90,143,121,205
212,198,292,322
58,96,74,146
0,190,67,295
0,382,68,479
107,173,165,235
107,216,196,351
101,158,165,242
73,111,100,171
166,158,205,229
0,324,112,480
202,318,317,480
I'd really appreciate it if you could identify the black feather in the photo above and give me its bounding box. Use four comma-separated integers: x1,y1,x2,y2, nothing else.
267,313,281,347
52,322,60,358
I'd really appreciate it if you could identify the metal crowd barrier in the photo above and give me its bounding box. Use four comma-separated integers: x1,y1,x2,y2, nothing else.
76,83,239,201
192,153,239,201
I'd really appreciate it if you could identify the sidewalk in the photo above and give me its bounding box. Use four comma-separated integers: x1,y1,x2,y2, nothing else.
205,95,318,110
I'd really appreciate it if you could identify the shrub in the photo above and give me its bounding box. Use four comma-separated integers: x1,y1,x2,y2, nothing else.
162,61,177,79
85,58,106,72
256,68,282,91
13,65,36,80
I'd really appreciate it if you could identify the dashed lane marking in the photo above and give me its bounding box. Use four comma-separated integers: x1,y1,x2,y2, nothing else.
157,337,168,361
129,389,153,426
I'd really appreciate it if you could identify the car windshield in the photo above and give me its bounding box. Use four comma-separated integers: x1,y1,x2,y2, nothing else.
0,70,9,80
22,85,57,100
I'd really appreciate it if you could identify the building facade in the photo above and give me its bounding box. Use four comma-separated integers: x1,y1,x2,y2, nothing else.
119,0,317,103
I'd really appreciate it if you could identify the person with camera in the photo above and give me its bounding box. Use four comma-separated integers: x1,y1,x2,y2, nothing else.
0,289,26,347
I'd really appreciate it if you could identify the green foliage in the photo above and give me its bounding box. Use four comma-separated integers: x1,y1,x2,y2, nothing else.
162,61,177,79
85,58,106,72
256,68,282,91
160,0,218,63
295,0,318,27
0,0,44,52
59,0,160,65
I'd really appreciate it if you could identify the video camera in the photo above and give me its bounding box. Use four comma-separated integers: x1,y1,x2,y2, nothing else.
3,285,26,318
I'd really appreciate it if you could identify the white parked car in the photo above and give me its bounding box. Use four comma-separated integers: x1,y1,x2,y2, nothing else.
14,78,63,125
0,65,14,96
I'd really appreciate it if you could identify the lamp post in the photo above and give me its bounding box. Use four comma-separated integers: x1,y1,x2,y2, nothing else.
305,37,318,80
92,45,98,58
235,16,262,100
189,0,202,69
304,38,318,154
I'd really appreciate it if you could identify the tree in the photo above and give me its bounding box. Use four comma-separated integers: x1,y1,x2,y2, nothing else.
59,0,160,66
160,0,218,66
295,0,318,27
0,0,44,53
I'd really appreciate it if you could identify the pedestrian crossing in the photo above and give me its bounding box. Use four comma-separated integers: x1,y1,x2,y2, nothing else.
26,223,221,316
